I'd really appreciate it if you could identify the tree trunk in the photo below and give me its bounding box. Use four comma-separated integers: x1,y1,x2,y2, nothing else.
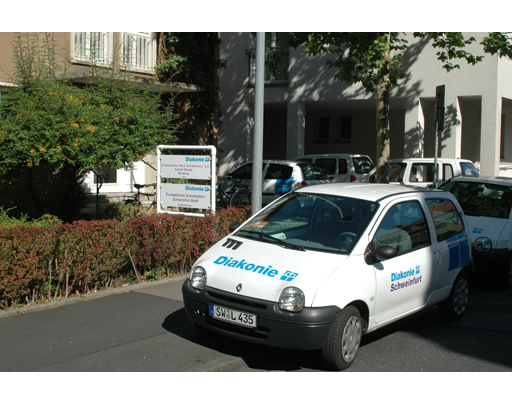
375,33,392,183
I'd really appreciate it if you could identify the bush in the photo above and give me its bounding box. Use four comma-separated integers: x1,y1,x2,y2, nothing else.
0,206,251,309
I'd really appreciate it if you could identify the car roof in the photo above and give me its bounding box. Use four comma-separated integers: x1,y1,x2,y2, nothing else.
442,175,512,186
295,182,445,202
390,158,473,163
295,154,370,158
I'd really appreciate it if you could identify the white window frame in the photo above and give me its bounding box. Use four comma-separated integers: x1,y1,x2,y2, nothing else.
72,32,113,66
121,32,157,74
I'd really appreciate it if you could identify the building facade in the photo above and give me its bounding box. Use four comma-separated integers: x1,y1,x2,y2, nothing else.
218,32,512,178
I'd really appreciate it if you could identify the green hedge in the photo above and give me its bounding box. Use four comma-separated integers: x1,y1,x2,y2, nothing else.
0,206,251,309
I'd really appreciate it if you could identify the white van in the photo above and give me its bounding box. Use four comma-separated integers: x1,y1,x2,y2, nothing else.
182,183,474,370
294,154,375,183
367,158,479,187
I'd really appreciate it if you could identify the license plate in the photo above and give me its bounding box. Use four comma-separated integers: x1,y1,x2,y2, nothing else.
209,304,257,328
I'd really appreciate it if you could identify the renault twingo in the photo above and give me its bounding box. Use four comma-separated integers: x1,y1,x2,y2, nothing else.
182,183,474,370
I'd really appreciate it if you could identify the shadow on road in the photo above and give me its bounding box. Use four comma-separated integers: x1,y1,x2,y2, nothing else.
161,286,512,372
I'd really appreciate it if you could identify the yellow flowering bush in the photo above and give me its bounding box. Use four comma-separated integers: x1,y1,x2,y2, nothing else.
0,78,179,220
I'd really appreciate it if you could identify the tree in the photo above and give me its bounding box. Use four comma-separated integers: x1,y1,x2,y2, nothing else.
0,33,179,221
286,32,512,182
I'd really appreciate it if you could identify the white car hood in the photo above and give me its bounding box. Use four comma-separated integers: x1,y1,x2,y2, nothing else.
465,216,510,248
194,236,348,305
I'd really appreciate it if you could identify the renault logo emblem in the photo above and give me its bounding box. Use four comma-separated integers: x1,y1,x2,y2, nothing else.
236,283,242,292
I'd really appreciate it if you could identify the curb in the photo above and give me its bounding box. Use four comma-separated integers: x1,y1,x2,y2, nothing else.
0,274,188,319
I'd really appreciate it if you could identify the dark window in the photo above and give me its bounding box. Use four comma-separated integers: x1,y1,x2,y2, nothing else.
426,199,464,242
315,158,336,175
338,116,352,143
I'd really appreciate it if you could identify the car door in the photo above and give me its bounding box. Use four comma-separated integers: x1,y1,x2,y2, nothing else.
425,198,471,293
371,199,435,323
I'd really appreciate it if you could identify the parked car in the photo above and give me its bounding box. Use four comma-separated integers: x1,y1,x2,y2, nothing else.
182,183,474,370
294,154,375,183
219,160,329,206
367,158,479,187
438,176,512,288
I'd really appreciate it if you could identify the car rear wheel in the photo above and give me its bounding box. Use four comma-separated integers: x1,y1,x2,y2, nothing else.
438,271,470,321
321,306,362,370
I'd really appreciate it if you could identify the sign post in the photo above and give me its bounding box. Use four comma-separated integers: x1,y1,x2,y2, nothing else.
434,85,445,187
157,145,216,218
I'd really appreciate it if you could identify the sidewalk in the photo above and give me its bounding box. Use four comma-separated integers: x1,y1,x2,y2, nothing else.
0,275,188,319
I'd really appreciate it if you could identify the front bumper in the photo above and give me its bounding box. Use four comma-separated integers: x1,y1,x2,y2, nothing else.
473,248,510,272
182,278,339,351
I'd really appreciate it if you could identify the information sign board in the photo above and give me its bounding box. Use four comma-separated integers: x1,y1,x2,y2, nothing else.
160,155,211,180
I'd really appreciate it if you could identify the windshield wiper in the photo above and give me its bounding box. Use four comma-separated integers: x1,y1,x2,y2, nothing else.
238,230,306,251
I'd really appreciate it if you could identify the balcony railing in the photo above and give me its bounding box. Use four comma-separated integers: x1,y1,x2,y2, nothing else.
72,32,156,74
122,32,156,74
73,32,113,66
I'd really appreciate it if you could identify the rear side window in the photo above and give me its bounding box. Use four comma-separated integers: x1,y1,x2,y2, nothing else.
426,199,464,242
265,164,293,180
443,164,454,181
410,163,435,183
339,159,348,174
316,158,336,175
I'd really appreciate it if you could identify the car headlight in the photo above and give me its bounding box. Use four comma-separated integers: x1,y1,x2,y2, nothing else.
474,237,492,253
190,266,207,290
279,287,305,312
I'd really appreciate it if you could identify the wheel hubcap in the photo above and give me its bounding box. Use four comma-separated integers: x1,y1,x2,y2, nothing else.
342,315,362,362
453,279,469,315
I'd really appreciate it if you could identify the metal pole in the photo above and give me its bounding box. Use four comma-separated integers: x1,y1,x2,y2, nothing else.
434,85,445,188
252,32,265,214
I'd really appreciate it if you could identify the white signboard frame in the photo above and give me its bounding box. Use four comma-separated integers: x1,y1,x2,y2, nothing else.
157,145,216,217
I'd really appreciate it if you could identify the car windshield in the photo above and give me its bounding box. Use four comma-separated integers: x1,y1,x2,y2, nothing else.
353,156,375,174
235,192,378,253
439,181,512,219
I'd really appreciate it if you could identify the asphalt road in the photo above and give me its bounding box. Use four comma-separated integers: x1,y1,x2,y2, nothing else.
1,275,512,373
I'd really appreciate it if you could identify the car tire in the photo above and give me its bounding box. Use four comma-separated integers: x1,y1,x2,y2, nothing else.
321,306,362,370
438,271,470,322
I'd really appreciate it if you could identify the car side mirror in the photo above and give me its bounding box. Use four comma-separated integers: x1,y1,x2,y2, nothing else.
365,243,398,264
229,221,241,233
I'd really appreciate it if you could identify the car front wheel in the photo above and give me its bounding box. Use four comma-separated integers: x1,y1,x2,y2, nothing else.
321,306,362,370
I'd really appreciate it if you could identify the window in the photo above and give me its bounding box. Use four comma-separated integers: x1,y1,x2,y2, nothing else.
337,116,352,143
373,201,430,254
353,157,374,174
122,32,156,73
317,116,329,142
443,164,454,181
73,32,113,66
439,181,512,219
409,163,435,183
426,199,464,241
265,164,292,180
339,159,348,174
94,166,117,184
248,32,289,86
316,158,336,175
231,163,253,180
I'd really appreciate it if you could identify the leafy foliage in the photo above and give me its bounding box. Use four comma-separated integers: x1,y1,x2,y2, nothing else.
0,78,178,176
0,206,251,309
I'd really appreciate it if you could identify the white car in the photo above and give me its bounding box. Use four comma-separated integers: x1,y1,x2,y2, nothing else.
294,153,374,183
218,160,329,206
182,183,474,370
439,176,512,288
367,158,479,187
